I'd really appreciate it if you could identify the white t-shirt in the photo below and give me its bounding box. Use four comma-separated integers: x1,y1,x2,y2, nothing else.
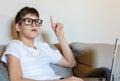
1,40,62,80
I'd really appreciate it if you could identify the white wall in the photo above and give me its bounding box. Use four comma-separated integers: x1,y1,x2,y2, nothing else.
0,0,120,44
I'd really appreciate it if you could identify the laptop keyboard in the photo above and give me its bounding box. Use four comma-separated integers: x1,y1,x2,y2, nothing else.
83,78,106,81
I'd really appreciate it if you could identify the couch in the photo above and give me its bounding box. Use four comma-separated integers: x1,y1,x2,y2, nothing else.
0,42,120,81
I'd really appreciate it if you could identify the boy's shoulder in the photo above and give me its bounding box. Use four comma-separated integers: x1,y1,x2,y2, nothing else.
9,40,22,45
7,40,23,47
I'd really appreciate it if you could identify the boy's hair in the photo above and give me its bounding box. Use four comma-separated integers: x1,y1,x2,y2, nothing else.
15,6,39,24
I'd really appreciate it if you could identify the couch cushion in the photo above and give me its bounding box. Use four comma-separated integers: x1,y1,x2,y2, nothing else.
49,44,73,78
0,64,9,81
50,64,73,78
0,45,9,81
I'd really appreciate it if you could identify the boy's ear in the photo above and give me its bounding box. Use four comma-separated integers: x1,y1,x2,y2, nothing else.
15,23,21,31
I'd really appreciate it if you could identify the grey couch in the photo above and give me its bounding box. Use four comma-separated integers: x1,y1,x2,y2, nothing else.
0,42,120,81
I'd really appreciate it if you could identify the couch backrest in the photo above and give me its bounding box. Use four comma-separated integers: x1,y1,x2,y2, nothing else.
0,45,6,65
70,42,120,81
70,42,114,67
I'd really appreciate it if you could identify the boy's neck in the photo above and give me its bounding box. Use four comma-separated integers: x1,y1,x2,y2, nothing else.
19,37,36,49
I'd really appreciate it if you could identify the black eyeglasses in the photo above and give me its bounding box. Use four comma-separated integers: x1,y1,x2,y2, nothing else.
18,18,43,27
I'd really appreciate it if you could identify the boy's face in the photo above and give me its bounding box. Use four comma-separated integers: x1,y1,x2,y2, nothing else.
16,14,42,40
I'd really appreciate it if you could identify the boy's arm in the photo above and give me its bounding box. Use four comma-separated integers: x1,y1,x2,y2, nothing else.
50,16,76,67
6,54,56,81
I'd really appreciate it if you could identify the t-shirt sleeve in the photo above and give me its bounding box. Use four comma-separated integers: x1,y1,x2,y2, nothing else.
50,49,62,64
42,43,62,64
1,41,21,63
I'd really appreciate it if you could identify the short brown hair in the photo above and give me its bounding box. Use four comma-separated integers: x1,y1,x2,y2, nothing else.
15,6,39,24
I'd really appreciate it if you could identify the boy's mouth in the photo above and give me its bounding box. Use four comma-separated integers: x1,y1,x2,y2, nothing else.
31,29,37,31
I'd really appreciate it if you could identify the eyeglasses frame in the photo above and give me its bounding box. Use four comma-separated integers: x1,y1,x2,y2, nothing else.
17,18,43,27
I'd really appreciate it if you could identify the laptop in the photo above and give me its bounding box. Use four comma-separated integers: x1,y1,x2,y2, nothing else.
109,38,119,81
83,38,119,81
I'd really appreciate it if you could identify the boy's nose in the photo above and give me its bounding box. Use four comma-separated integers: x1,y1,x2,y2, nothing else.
31,21,36,27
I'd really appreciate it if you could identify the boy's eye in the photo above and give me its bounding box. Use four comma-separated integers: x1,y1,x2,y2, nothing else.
36,20,40,24
25,19,32,24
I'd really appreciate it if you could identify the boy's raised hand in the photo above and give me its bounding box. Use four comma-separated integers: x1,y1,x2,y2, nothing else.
50,16,64,38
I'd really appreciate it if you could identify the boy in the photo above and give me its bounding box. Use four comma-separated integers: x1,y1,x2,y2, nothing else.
1,6,83,81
